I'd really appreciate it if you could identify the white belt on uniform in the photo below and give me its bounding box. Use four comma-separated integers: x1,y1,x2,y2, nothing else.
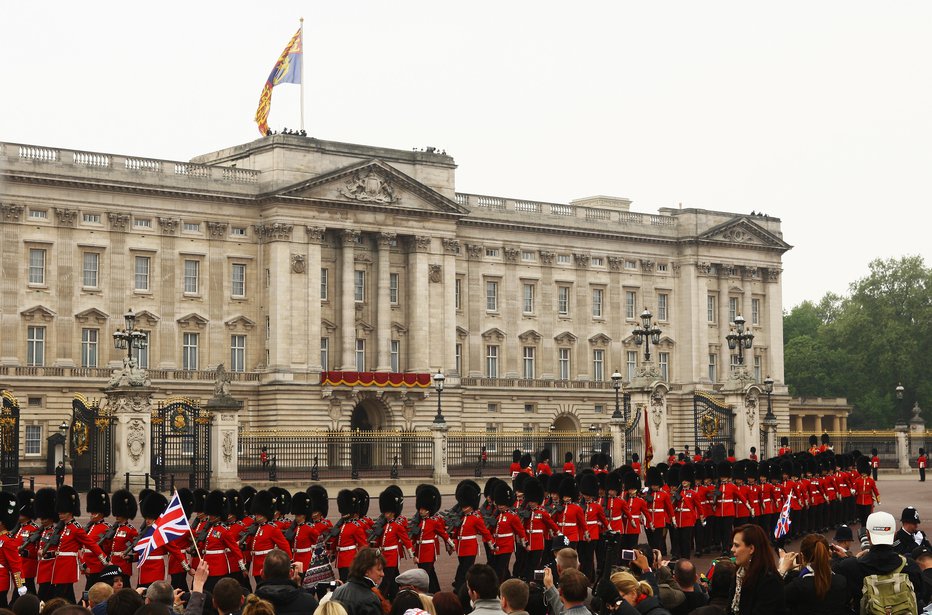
719,499,733,504
586,521,599,525
337,546,357,552
420,539,434,544
650,509,665,514
294,547,313,553
205,550,226,555
381,546,397,551
610,516,623,521
57,552,79,557
253,549,272,556
142,555,167,560
494,533,513,538
529,530,544,534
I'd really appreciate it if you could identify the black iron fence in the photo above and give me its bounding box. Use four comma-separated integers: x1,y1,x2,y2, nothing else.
239,430,435,481
446,431,612,478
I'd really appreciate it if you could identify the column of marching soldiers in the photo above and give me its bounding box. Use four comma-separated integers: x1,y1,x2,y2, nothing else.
0,435,881,605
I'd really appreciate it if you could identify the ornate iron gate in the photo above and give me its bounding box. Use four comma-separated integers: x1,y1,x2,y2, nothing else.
70,394,114,491
152,397,210,490
693,391,734,455
0,391,20,492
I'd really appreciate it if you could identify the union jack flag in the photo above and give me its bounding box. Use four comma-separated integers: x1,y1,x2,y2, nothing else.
135,490,191,566
774,489,793,539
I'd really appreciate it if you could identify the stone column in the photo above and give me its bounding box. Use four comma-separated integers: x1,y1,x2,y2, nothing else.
376,233,395,371
340,230,359,370
794,415,804,432
205,391,242,490
430,421,450,484
909,402,926,458
718,276,730,376
724,386,760,459
441,240,459,375
257,223,295,374
765,420,778,458
646,385,669,462
610,415,626,470
831,415,840,433
306,227,325,372
895,424,910,473
105,378,156,492
407,236,431,372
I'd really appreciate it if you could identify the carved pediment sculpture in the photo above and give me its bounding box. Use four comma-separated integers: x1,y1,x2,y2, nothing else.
340,169,398,204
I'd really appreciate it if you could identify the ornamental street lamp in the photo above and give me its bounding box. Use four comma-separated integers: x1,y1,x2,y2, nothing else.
726,315,754,365
632,309,662,361
611,371,624,420
432,370,446,424
763,375,776,422
112,308,148,363
59,420,68,437
896,382,905,422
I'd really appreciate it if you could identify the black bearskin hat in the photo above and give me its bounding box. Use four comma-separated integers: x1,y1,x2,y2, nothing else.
240,486,257,515
251,490,277,520
16,489,35,520
809,435,818,446
565,451,573,463
111,490,137,520
717,461,732,479
558,476,579,500
597,473,607,492
86,488,110,516
780,436,789,447
307,485,329,517
539,449,551,462
138,489,155,510
484,477,503,499
921,448,926,456
857,456,871,475
667,464,681,487
336,489,357,516
821,433,830,445
871,448,878,456
205,490,229,518
623,472,641,492
455,481,481,510
291,492,311,518
681,464,695,485
607,472,623,494
524,478,545,505
415,484,441,515
631,453,640,463
520,453,532,469
579,473,599,498
733,462,747,482
269,487,291,515
513,472,529,494
177,488,194,518
493,482,516,507
34,488,57,520
225,490,242,519
645,466,663,488
56,486,80,516
512,449,522,463
0,493,17,530
746,461,759,479
378,487,404,516
353,488,370,517
694,463,707,482
141,492,168,520
668,448,676,457
192,489,208,513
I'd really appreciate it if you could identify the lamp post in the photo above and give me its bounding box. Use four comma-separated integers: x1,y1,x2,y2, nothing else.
726,315,754,365
611,371,624,420
631,309,662,361
763,375,775,422
432,370,446,424
59,420,68,437
896,382,905,423
112,308,148,364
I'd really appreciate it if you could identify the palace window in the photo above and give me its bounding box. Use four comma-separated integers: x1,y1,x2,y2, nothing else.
320,268,329,300
390,340,400,372
522,346,536,379
523,284,535,314
320,337,329,372
135,256,150,291
182,333,199,370
657,293,669,321
626,350,638,382
81,328,98,368
232,264,246,297
708,354,718,382
752,298,761,325
28,249,46,285
25,425,42,456
389,273,400,305
707,295,716,323
455,343,462,375
230,335,246,372
354,270,366,302
592,349,605,381
183,260,199,294
355,339,366,371
625,291,637,320
592,288,604,318
82,252,99,288
729,297,739,324
27,326,45,366
486,345,499,378
486,280,498,312
558,348,571,380
557,286,570,315
659,352,670,381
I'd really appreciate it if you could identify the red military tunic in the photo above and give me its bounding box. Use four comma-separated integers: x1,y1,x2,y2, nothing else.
0,530,23,592
854,475,879,506
563,462,576,476
778,446,792,456
13,521,39,581
605,496,626,532
645,490,674,529
808,477,827,506
169,531,191,576
190,518,208,569
920,454,928,470
714,483,748,518
454,511,492,558
81,520,111,578
492,510,526,555
525,507,558,552
623,495,650,535
673,488,699,528
109,522,138,577
735,485,752,521
509,462,522,479
823,474,838,502
53,520,104,584
695,484,714,521
555,502,587,543
333,520,365,569
290,522,321,571
378,518,412,569
836,471,851,499
759,482,776,516
783,479,803,511
251,522,292,576
583,500,608,541
871,455,880,471
204,523,245,576
138,535,186,586
536,463,553,477
36,523,58,585
414,516,449,564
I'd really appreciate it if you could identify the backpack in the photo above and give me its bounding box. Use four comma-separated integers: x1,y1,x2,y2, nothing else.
860,555,918,615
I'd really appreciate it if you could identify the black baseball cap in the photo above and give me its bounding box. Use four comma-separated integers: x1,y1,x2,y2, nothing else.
912,546,932,561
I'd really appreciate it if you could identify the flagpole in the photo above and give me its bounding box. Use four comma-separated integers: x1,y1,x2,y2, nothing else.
177,489,203,561
299,17,305,132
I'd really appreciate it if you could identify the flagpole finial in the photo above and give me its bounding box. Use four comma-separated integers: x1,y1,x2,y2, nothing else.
300,17,304,24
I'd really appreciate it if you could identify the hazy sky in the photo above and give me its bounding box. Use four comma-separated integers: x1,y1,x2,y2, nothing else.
2,2,929,310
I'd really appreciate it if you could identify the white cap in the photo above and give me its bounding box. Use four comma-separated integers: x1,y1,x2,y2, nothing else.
866,511,896,545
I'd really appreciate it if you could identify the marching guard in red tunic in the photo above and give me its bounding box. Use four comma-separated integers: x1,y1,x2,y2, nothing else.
604,473,627,534
490,482,525,584
536,449,553,477
670,465,700,560
579,473,607,581
285,492,319,574
33,488,58,601
451,481,492,593
307,485,332,546
108,490,138,581
554,477,587,551
563,452,576,476
855,455,880,526
202,490,247,593
248,490,292,583
81,488,111,591
0,492,26,607
372,486,410,600
522,477,557,582
137,492,187,589
621,472,649,549
644,467,674,557
412,484,450,594
331,490,365,582
52,486,107,602
13,489,38,597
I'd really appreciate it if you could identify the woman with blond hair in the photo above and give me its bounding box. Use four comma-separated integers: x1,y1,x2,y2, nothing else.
313,603,348,615
611,570,671,615
779,534,848,615
241,595,275,615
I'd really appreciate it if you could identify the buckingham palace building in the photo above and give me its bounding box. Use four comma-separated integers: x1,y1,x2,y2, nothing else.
0,134,792,471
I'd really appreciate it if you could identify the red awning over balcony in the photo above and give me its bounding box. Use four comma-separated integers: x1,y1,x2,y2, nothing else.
319,371,432,388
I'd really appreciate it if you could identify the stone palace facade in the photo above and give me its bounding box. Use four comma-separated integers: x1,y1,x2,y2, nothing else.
0,135,791,469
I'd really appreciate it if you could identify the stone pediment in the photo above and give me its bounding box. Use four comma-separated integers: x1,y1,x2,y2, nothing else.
698,217,791,251
356,319,375,333
554,331,578,345
134,310,160,327
75,308,109,324
177,313,209,329
456,326,469,339
588,333,612,347
270,159,468,216
20,305,56,322
224,315,256,330
481,327,506,342
391,321,408,335
518,329,542,343
321,318,337,333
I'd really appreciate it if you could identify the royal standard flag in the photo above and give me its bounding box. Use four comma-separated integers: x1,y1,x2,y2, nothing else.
255,26,303,136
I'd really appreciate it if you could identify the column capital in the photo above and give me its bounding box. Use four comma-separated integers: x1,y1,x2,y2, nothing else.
255,222,294,242
306,226,326,243
341,229,360,245
377,232,397,247
412,235,432,252
441,238,460,254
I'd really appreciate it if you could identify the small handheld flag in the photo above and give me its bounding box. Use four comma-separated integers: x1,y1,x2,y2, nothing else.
256,25,304,136
135,490,193,566
774,490,793,539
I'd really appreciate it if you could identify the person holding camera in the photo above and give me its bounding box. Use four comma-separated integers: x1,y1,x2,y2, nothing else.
778,534,848,615
254,548,319,615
